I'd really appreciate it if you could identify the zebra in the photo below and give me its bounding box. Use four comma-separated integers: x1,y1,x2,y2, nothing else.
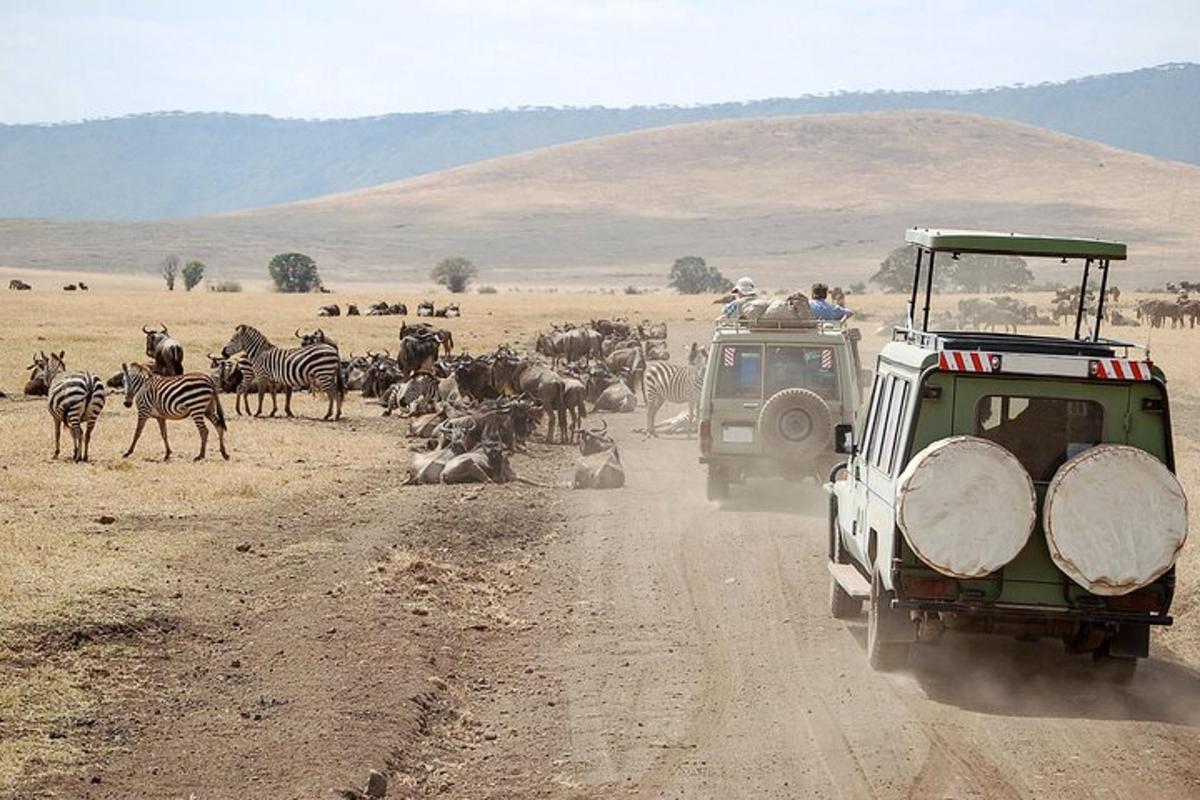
121,363,229,461
642,343,707,437
220,324,344,420
33,350,106,461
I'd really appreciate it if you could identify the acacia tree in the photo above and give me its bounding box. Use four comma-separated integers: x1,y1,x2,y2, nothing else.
268,252,322,293
431,257,478,294
668,256,732,294
161,254,180,291
182,260,206,291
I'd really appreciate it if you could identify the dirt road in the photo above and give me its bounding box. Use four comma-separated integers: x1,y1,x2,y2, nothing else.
454,408,1200,799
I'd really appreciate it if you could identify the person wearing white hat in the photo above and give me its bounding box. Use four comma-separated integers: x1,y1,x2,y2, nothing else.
720,276,758,318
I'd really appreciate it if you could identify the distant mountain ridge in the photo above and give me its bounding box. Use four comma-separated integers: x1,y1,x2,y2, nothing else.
1,63,1196,221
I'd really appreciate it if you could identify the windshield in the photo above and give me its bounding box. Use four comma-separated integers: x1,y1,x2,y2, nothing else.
713,344,840,400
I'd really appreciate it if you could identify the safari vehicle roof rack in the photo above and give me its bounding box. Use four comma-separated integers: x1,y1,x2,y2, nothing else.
715,317,850,333
892,327,1146,359
903,228,1127,343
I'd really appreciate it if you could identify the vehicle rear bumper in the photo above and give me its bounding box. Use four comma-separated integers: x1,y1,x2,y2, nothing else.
895,598,1172,626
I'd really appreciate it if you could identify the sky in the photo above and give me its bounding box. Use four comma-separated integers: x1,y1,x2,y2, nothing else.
0,0,1197,124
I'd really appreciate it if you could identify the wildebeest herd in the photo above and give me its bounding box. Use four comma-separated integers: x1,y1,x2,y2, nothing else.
16,315,688,489
316,300,461,317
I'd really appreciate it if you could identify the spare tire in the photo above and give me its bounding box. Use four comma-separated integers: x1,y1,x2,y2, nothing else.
1044,445,1187,596
896,436,1036,579
758,388,833,462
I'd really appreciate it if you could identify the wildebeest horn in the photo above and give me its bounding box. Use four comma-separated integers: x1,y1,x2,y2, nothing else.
160,323,168,334
142,325,152,334
294,328,302,339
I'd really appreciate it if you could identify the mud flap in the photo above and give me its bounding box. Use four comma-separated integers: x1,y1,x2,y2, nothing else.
1109,622,1150,659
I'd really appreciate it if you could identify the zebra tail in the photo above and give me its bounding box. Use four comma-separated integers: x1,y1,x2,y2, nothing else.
336,356,346,398
212,391,228,430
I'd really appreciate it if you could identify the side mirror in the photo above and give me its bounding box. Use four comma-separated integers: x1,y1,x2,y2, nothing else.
834,423,855,455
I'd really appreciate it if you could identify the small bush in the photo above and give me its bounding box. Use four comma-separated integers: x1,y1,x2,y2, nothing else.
210,280,243,293
477,285,498,294
849,281,867,294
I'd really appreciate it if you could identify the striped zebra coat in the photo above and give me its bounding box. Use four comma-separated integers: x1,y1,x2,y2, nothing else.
221,325,344,420
34,350,105,461
121,363,229,461
642,343,708,437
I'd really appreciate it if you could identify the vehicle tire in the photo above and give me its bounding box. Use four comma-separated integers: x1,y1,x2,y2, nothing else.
758,388,833,464
706,465,730,502
1093,640,1139,684
867,568,910,672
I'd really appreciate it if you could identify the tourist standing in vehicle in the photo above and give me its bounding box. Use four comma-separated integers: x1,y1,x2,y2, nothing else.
721,276,759,318
809,283,853,320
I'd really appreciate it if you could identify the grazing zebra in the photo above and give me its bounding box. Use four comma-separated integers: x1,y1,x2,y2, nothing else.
121,363,229,461
33,350,105,461
643,343,707,437
220,324,344,420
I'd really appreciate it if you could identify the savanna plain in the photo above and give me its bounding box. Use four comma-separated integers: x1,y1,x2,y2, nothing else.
2,276,1200,799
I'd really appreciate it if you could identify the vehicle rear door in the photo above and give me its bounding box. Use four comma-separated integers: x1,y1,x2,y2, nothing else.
709,342,763,454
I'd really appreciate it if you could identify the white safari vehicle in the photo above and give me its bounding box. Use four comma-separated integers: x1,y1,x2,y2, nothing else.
699,317,865,500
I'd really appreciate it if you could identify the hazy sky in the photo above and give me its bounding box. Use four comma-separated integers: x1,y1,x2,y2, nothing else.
1,0,1196,123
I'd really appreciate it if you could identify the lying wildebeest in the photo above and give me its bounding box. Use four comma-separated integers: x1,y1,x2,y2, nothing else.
453,356,500,403
408,438,469,485
143,324,184,376
346,303,361,316
296,328,337,348
9,279,31,290
604,346,646,394
591,319,632,339
78,282,89,291
63,284,77,291
643,341,670,362
361,352,403,399
638,321,668,340
492,357,568,443
318,304,340,317
436,302,461,318
441,440,515,484
588,367,637,413
341,353,370,391
379,372,440,417
417,301,435,317
574,421,625,489
24,356,49,396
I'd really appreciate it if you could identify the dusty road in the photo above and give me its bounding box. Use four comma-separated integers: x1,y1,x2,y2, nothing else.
456,408,1200,799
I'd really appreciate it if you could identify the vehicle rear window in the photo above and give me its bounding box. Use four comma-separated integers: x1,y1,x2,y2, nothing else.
764,346,840,400
714,345,762,399
974,396,1104,481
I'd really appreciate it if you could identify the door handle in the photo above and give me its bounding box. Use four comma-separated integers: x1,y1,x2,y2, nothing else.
742,402,760,409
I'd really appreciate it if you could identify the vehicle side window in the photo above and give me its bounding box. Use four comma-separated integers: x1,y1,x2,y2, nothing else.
714,345,762,399
858,374,884,459
764,346,840,400
868,375,895,467
884,378,912,474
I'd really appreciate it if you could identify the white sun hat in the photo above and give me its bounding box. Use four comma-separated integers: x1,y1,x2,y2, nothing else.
734,276,757,295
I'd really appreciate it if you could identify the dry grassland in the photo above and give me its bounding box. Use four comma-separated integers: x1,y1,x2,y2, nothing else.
2,277,1199,788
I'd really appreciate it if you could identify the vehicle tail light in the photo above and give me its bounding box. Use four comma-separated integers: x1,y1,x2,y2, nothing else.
699,419,712,457
901,574,959,600
1106,587,1165,614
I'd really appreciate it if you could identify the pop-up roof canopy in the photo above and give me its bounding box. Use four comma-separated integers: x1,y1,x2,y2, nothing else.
905,228,1127,261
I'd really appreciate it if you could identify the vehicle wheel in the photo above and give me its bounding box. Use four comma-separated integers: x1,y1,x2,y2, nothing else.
1093,640,1139,684
706,466,730,502
867,568,910,672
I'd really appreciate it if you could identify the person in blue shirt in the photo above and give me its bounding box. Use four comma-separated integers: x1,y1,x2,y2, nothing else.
809,283,853,320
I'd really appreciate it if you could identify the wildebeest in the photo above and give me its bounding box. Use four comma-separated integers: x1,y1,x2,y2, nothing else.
573,422,625,489
9,279,31,290
441,440,515,484
417,301,435,317
143,324,185,376
24,357,50,396
436,303,461,318
341,353,370,391
561,374,588,440
78,282,89,291
346,304,361,316
63,284,77,291
537,327,602,367
408,439,468,485
296,328,337,349
492,357,569,443
361,352,402,399
453,356,500,403
317,304,341,317
31,351,106,461
638,321,667,340
644,341,670,361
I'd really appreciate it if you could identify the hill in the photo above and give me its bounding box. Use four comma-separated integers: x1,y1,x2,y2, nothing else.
3,111,1198,289
1,63,1197,220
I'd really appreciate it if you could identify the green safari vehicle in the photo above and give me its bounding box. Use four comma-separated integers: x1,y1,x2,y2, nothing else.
828,229,1188,677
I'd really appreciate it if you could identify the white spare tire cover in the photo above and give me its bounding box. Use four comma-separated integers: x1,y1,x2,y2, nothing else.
896,436,1036,579
1044,445,1187,596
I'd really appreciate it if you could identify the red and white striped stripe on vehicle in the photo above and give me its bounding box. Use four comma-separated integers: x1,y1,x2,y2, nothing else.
1091,358,1152,381
936,350,1152,381
937,351,994,373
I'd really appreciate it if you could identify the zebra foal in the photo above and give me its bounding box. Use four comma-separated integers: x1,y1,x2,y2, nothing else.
220,324,344,420
642,343,707,437
31,350,106,461
121,363,229,461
